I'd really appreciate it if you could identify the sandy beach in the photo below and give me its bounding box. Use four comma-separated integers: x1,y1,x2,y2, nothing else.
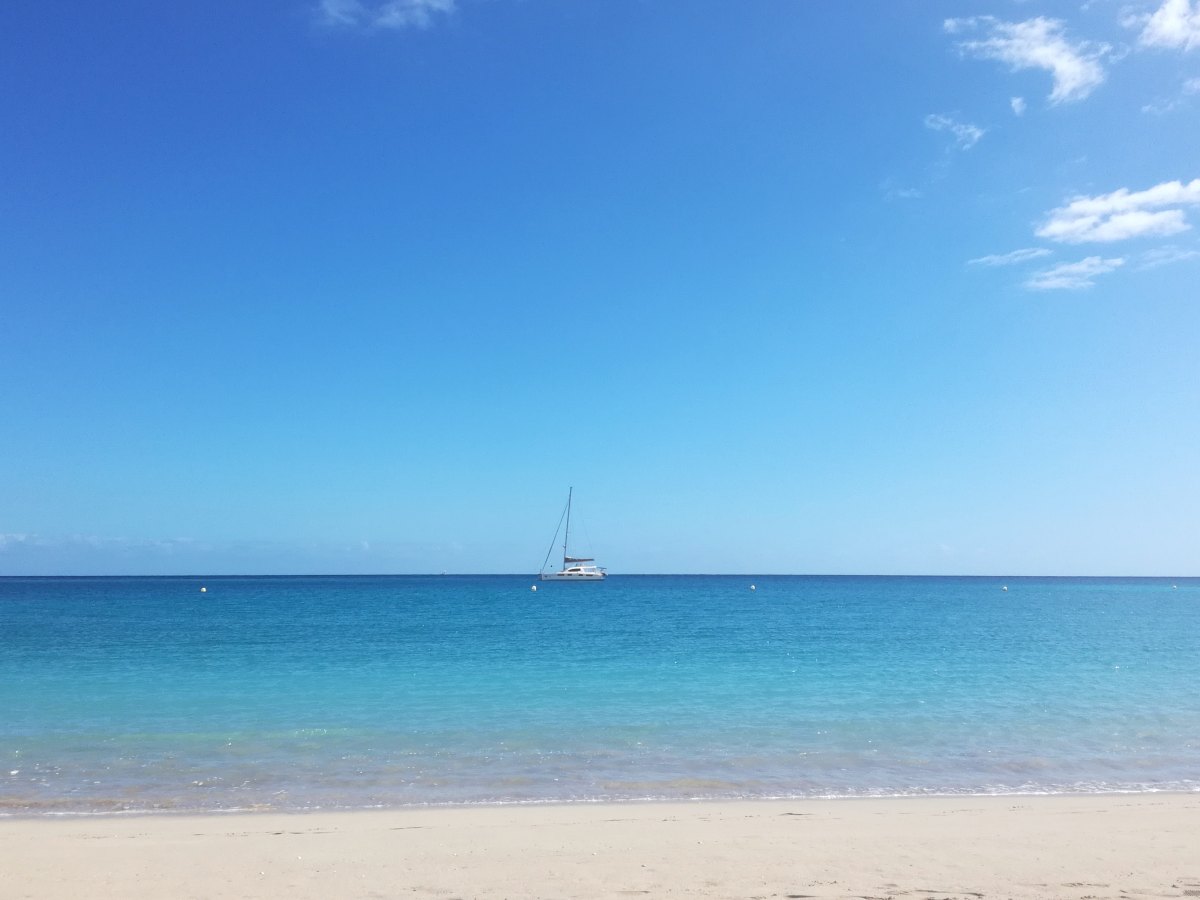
4,793,1198,899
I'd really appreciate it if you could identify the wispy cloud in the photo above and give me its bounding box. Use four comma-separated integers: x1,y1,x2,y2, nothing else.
1011,96,1027,116
0,532,463,575
1025,256,1124,290
924,113,986,150
1136,244,1200,268
881,178,922,201
0,533,202,553
1131,0,1200,51
317,0,455,31
1142,96,1180,113
945,16,1110,104
1142,77,1200,113
968,247,1052,266
1036,178,1200,243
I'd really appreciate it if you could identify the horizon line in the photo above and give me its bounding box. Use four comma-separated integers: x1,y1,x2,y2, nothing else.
1,572,1194,580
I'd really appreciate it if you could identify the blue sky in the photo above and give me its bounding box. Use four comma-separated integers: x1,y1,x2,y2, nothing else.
3,0,1198,575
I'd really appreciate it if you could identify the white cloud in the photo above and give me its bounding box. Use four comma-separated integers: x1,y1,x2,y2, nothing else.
1137,245,1200,268
1142,77,1200,113
1025,256,1125,290
1142,97,1181,113
0,533,202,553
1136,0,1200,51
317,0,455,30
968,247,1052,266
318,0,361,25
1036,179,1200,243
1011,96,1027,115
945,16,1110,104
924,113,986,149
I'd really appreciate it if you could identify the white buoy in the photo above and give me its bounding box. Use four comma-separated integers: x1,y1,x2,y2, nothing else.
200,587,207,593
531,585,537,592
750,584,756,591
1002,586,1008,592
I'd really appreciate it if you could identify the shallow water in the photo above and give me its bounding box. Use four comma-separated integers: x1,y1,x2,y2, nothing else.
2,575,1197,814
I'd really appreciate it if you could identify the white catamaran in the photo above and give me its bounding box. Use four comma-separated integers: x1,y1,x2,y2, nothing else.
539,487,606,581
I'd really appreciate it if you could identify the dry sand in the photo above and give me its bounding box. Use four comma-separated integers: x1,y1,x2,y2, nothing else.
3,793,1198,899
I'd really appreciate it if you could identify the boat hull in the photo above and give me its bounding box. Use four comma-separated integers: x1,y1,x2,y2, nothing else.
539,571,606,581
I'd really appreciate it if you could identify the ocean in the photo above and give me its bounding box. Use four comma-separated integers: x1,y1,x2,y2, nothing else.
1,575,1197,815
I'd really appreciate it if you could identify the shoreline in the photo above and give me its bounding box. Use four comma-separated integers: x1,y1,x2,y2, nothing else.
3,785,1197,820
4,792,1198,899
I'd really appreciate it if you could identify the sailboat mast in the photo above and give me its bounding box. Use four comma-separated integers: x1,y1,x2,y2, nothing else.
563,487,572,565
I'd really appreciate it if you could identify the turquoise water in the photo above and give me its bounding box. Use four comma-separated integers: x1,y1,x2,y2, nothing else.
1,575,1197,814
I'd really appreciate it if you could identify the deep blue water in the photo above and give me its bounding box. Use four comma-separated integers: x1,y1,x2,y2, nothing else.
1,574,1198,814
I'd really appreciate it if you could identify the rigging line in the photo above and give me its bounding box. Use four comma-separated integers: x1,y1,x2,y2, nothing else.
539,497,570,574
